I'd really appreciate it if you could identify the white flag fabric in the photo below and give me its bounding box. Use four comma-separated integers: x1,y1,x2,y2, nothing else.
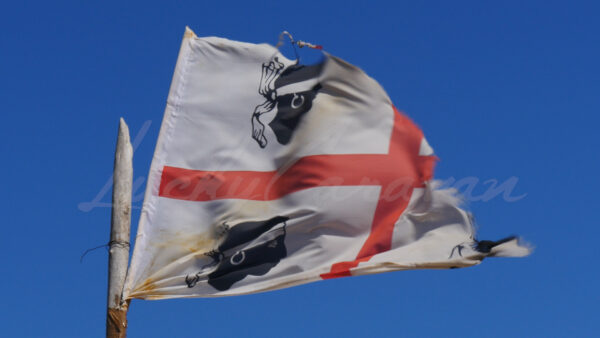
123,27,530,300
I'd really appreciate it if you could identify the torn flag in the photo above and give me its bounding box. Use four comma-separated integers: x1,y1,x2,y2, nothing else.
123,27,530,300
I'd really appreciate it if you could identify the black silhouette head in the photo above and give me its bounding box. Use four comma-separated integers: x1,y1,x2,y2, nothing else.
205,216,290,291
268,62,325,145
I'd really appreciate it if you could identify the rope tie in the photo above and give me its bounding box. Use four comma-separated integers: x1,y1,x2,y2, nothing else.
80,240,130,263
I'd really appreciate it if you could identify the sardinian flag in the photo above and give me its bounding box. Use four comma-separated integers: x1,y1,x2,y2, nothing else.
123,27,530,299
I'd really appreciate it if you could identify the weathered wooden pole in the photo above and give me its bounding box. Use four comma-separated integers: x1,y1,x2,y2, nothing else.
107,118,133,338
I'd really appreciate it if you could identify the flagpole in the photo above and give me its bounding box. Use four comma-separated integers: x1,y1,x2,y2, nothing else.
107,118,133,338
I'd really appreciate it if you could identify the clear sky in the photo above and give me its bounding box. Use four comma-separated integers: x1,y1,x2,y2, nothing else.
1,1,598,337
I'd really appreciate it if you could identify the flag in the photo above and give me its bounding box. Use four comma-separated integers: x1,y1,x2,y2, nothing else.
123,27,530,300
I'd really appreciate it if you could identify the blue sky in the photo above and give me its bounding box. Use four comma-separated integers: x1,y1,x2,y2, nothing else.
1,1,598,337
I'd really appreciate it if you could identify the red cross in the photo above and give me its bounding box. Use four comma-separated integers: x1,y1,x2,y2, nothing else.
159,106,436,279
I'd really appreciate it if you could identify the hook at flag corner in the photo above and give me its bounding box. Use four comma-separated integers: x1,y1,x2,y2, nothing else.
276,31,323,50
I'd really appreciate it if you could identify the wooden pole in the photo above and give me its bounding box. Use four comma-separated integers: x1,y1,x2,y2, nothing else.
107,118,133,338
